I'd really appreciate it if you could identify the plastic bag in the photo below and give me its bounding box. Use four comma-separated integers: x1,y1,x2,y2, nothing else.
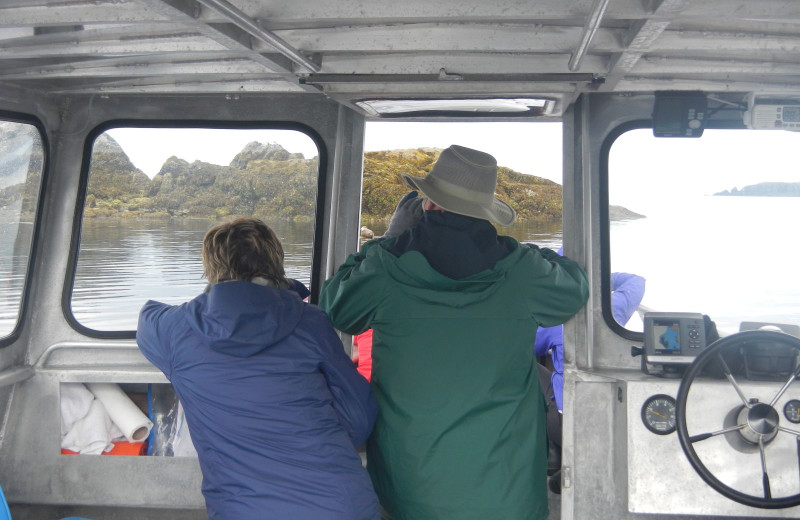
147,384,197,457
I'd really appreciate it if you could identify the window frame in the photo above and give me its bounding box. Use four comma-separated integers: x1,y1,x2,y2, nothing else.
63,119,328,339
599,119,651,341
600,115,747,340
0,110,49,348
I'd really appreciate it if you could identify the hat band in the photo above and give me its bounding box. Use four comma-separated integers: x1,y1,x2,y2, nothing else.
425,176,495,206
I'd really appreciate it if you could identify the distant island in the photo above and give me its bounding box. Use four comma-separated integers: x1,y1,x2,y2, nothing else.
609,205,645,220
715,182,800,197
0,131,644,225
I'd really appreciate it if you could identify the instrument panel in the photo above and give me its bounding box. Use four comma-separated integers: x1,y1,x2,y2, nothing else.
641,394,677,435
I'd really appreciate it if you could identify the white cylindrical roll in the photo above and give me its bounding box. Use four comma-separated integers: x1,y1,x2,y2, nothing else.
86,383,153,443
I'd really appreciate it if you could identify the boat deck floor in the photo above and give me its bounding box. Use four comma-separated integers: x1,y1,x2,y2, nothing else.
9,489,562,519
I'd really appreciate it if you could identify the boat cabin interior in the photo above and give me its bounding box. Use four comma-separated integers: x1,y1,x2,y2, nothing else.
2,0,800,518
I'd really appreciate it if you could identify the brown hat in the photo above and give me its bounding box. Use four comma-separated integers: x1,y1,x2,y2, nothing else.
401,145,516,226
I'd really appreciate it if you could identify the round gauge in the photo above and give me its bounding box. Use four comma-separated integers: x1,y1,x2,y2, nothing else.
784,399,800,424
641,394,677,435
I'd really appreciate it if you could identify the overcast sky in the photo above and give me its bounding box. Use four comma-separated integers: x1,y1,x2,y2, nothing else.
107,127,319,179
108,122,563,183
610,128,800,213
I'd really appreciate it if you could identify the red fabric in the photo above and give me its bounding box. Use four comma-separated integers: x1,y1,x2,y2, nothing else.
61,441,147,456
353,329,373,381
105,441,147,456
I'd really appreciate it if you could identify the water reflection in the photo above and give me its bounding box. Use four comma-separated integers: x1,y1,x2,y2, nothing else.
72,218,564,331
1,218,565,334
72,219,317,331
7,200,800,337
500,219,563,249
0,219,32,336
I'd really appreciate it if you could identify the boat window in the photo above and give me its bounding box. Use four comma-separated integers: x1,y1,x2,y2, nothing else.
0,119,44,340
361,121,564,249
608,128,800,335
69,127,319,333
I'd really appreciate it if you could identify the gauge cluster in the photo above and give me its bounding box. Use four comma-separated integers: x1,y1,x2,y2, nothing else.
642,395,800,434
784,399,800,424
641,394,677,435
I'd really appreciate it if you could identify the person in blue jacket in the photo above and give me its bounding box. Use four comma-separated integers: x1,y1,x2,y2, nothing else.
137,217,380,520
535,267,646,412
535,250,645,493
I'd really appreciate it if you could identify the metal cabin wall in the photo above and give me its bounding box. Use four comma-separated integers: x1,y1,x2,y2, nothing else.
563,92,669,520
0,84,60,502
0,90,364,512
583,93,655,372
561,93,800,519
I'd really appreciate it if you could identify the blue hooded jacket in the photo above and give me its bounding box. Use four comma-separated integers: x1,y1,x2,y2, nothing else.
535,271,645,411
137,281,380,520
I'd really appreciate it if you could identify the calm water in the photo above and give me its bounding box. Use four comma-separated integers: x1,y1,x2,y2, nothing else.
610,196,800,333
0,214,31,334
2,198,799,334
71,219,315,330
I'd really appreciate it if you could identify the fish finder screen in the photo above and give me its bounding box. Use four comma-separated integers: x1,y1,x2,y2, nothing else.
653,320,682,354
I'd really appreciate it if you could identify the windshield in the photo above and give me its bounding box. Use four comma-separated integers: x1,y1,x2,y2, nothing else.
70,127,319,332
0,119,43,339
608,128,800,335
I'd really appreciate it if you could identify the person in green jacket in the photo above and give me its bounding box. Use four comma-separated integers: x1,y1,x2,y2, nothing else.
319,145,589,520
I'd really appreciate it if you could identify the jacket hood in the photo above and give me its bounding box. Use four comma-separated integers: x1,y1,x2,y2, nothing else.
183,281,305,357
374,237,526,308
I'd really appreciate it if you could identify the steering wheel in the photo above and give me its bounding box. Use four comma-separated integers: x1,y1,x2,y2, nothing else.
676,330,800,509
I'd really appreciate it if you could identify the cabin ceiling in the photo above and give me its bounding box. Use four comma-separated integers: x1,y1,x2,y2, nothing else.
2,0,800,117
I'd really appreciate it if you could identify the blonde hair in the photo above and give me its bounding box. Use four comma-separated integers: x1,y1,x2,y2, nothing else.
202,217,287,287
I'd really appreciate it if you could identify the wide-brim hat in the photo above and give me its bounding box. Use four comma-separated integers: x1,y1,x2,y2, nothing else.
401,145,516,226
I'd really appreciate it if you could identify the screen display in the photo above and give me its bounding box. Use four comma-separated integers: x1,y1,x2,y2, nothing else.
783,106,800,122
653,99,683,135
652,320,682,355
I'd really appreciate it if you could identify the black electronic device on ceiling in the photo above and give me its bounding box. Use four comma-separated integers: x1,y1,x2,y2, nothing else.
653,91,708,138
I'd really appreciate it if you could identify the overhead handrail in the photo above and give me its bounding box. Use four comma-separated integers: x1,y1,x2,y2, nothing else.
301,72,599,85
194,0,321,73
569,0,612,71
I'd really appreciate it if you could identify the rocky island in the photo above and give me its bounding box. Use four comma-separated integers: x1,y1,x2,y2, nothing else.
1,130,644,224
715,182,800,197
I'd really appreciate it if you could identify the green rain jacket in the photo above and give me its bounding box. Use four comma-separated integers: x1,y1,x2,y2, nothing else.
319,237,589,520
